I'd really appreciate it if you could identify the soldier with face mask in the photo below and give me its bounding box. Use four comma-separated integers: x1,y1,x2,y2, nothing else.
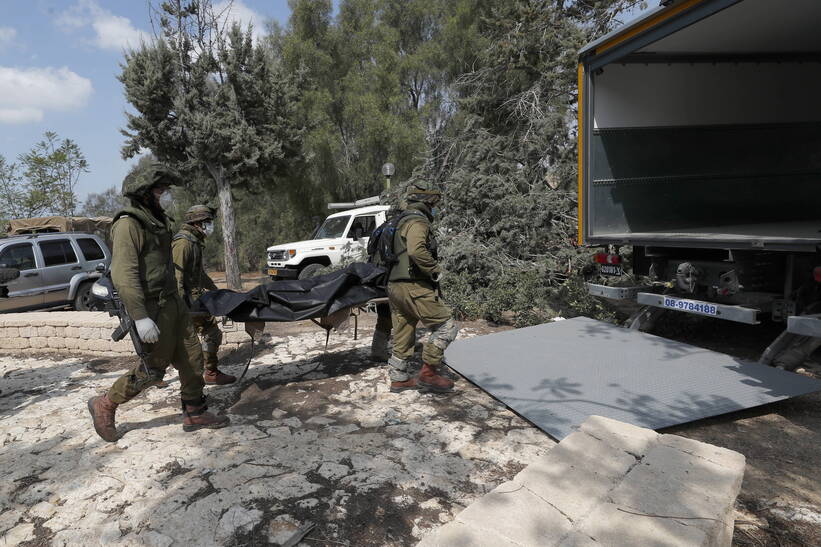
87,162,229,442
172,205,236,385
386,181,459,394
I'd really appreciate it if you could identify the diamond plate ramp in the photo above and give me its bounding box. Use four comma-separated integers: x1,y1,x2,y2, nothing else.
445,317,821,440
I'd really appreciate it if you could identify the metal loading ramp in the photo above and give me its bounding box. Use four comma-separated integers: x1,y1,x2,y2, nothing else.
445,317,821,440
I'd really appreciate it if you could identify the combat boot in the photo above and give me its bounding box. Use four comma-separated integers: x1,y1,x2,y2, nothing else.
390,377,419,393
203,369,236,385
87,394,119,442
182,401,230,432
417,363,455,393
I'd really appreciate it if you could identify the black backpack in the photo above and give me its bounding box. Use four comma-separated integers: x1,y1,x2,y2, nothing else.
367,210,425,268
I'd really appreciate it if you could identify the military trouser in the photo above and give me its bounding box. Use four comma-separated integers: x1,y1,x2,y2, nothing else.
371,302,392,360
387,281,459,381
107,296,206,405
192,314,223,371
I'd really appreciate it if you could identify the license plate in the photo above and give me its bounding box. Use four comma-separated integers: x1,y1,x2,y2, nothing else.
662,296,719,316
599,264,623,276
267,269,278,276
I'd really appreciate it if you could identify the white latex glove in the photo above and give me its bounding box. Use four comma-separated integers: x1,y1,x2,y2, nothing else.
135,317,160,344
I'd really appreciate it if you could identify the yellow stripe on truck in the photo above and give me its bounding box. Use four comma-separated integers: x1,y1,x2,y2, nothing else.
577,63,584,246
594,0,706,55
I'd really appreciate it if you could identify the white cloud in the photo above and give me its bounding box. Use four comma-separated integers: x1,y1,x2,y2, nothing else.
0,66,93,125
215,1,267,43
0,27,17,51
57,1,150,51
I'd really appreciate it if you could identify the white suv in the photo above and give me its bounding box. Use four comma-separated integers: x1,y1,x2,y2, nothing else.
266,205,390,280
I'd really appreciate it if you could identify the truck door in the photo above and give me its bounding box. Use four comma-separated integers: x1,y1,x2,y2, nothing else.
37,238,80,306
0,242,44,312
348,214,377,253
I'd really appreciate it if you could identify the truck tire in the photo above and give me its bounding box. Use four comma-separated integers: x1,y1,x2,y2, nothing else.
73,281,99,311
298,263,324,280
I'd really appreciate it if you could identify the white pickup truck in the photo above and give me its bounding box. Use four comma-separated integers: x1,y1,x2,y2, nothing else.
266,204,390,280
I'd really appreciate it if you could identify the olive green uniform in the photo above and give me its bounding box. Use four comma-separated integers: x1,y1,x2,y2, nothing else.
106,204,206,404
387,202,458,382
172,223,222,371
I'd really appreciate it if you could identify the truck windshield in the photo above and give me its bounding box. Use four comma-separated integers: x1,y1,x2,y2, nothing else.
314,216,350,239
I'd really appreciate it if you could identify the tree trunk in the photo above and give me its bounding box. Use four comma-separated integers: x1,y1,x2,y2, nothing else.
211,165,242,290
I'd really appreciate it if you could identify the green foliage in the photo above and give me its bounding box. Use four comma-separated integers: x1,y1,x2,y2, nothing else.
0,132,88,220
119,1,306,287
423,0,640,325
80,186,126,218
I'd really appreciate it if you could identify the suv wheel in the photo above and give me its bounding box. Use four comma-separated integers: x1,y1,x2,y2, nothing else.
74,282,99,311
298,263,324,280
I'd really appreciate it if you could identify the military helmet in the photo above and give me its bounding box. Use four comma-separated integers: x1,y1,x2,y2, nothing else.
121,161,182,199
184,204,215,224
405,180,442,204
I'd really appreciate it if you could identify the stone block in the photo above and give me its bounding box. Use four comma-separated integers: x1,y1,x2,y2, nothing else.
455,481,573,544
64,338,80,350
47,337,66,349
577,502,708,547
1,327,19,338
54,326,65,337
90,339,110,352
579,415,658,456
658,434,746,470
1,316,31,327
514,432,636,522
635,444,745,498
79,327,94,340
30,337,49,349
0,337,29,349
18,326,36,338
64,326,80,338
37,326,56,337
417,521,518,547
43,313,70,326
77,338,92,351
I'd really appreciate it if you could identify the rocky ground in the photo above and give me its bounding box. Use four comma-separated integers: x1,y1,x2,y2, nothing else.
1,312,819,546
0,316,552,546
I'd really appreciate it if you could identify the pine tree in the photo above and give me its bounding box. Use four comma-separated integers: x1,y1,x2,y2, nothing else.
119,0,305,289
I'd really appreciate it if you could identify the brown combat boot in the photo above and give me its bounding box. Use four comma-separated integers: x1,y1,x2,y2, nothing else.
87,394,119,442
390,377,419,393
417,363,455,393
182,402,230,432
203,369,236,385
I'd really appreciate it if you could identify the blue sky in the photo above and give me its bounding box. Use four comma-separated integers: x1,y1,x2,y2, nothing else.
0,1,650,205
0,1,293,203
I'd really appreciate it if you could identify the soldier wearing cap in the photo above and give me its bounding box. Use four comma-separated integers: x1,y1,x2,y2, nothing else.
172,205,236,385
386,181,459,394
87,162,229,442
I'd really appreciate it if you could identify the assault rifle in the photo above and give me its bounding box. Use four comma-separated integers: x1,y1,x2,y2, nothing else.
91,269,152,378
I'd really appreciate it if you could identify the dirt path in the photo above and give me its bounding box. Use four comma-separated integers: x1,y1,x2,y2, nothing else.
0,316,552,546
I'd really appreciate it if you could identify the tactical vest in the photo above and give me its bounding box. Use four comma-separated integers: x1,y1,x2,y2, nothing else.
173,225,206,297
111,205,177,300
388,214,438,282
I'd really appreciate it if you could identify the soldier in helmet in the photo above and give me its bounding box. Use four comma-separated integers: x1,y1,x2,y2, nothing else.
87,162,229,442
172,205,236,385
386,181,459,393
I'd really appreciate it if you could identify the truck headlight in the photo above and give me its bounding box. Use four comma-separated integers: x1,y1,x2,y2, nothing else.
91,281,110,299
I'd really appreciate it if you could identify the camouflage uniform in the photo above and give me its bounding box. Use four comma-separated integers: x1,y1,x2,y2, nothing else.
88,162,228,442
386,183,459,393
172,206,235,385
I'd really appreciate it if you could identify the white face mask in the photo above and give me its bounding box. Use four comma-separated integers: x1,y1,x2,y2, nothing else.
158,191,174,209
202,221,214,236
